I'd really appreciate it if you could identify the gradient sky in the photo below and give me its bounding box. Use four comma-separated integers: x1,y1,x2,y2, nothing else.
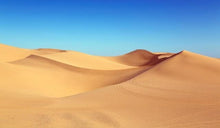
0,0,219,57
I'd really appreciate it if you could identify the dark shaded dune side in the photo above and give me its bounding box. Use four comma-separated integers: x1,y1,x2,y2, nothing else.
107,49,170,66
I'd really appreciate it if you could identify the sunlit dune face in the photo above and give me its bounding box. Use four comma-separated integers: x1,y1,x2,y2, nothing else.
0,43,220,128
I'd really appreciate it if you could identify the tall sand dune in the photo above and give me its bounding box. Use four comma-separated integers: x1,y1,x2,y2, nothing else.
0,54,147,97
107,49,170,66
0,43,220,128
47,50,220,127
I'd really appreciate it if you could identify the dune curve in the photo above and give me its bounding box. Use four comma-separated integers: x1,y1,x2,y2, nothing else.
1,43,220,128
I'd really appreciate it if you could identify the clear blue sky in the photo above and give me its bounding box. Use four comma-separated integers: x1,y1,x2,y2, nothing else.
0,0,219,57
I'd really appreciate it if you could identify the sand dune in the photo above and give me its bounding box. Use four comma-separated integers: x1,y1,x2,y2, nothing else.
0,43,220,128
0,43,68,62
0,43,31,62
40,51,135,70
134,50,220,89
32,48,67,55
0,54,147,97
107,49,159,66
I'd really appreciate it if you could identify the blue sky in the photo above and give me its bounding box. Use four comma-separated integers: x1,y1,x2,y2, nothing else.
0,0,219,57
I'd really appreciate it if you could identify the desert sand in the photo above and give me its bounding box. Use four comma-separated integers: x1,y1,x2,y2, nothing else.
0,43,220,128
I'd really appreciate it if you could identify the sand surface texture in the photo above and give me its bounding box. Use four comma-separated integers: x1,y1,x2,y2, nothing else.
0,43,220,128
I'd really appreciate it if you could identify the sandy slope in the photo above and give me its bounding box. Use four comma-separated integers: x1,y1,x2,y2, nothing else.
107,49,172,67
0,43,31,62
0,55,146,97
41,51,135,70
107,49,159,66
0,43,220,128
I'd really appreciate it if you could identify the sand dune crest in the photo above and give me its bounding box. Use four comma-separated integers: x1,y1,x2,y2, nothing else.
0,43,220,128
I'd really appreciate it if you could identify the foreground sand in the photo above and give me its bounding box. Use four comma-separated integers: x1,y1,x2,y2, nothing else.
0,43,220,128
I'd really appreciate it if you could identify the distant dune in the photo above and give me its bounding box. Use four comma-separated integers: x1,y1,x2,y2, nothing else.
0,43,220,128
